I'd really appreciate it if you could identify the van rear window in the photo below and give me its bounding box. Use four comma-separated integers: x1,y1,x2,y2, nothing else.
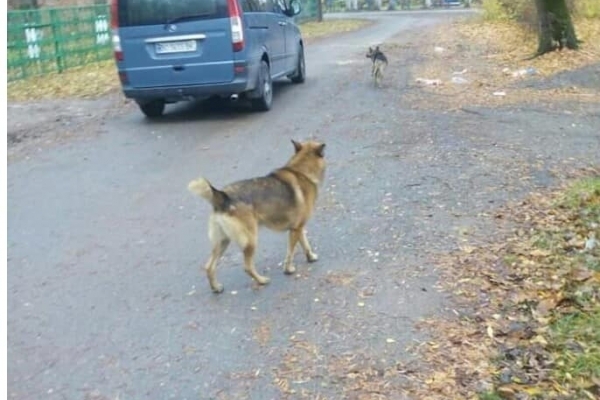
118,0,229,27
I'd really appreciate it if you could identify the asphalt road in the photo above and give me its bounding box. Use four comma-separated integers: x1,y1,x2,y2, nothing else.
11,8,600,400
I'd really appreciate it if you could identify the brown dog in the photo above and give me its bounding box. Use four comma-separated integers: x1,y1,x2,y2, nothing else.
188,139,326,293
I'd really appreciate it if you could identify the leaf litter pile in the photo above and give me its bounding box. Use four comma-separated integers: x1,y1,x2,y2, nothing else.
402,169,600,399
397,17,600,110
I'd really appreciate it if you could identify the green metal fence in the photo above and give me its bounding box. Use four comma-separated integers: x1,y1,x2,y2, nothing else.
7,1,319,82
7,5,112,81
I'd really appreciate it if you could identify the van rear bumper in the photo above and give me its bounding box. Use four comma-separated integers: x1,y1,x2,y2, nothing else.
121,74,257,103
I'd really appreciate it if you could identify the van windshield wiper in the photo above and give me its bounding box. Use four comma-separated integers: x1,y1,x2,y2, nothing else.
165,14,211,25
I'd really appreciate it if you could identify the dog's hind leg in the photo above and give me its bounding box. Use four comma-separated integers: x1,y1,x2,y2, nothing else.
242,243,270,286
205,217,230,293
373,64,379,86
205,239,229,293
299,229,318,263
232,219,270,286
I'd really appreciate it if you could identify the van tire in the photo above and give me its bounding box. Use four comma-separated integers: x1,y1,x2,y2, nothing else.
251,60,273,112
139,100,165,118
290,45,305,84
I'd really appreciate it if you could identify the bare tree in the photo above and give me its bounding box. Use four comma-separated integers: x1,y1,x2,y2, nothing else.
535,0,579,54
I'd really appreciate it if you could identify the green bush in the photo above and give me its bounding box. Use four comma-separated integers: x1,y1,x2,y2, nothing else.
481,0,508,20
482,0,536,28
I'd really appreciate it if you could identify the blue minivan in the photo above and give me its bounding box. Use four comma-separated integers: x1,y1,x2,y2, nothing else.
110,0,306,117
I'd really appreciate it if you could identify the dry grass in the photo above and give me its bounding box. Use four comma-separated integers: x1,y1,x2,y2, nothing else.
7,19,370,103
300,18,371,41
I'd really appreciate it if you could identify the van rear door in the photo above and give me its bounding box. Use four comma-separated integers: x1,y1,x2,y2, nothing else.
116,0,235,88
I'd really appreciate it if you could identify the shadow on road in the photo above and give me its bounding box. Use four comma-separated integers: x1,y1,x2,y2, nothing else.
144,80,299,124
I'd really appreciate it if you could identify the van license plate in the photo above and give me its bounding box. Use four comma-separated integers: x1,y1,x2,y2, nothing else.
155,40,197,54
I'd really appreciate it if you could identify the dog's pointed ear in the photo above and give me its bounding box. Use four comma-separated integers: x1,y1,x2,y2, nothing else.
375,45,380,51
291,139,302,153
315,143,326,158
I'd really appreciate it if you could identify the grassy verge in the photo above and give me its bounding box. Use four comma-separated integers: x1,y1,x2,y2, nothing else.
7,60,118,102
7,19,370,103
401,172,600,399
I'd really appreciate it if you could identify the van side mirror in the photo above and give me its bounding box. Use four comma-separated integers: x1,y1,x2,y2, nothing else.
286,0,302,16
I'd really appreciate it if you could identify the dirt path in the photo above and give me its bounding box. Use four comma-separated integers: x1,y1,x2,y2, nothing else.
8,10,599,400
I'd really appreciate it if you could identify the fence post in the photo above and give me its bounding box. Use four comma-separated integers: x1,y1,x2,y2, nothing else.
94,7,110,61
49,8,63,73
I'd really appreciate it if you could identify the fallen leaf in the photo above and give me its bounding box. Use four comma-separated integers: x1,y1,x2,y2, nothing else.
460,245,476,254
530,249,551,257
571,267,593,282
530,334,548,346
536,296,560,316
496,385,516,399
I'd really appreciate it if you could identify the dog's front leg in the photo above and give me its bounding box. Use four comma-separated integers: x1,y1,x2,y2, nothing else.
283,228,319,275
283,229,301,275
299,229,319,263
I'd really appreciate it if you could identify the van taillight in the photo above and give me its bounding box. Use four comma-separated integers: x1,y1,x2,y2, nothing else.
110,0,123,61
118,71,128,85
226,0,244,52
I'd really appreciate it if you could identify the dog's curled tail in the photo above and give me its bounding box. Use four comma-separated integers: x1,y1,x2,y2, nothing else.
188,177,230,211
188,177,213,200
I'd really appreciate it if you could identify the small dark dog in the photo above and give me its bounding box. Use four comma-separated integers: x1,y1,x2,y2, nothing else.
366,46,388,87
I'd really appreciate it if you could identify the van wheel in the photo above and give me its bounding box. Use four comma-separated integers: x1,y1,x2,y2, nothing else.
251,60,273,112
290,46,305,84
139,100,165,118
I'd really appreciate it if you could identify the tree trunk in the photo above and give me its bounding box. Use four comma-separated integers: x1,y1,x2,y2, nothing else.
535,0,579,55
316,0,323,22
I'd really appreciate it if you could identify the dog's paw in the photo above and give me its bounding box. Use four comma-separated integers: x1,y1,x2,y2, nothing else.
284,264,296,275
211,283,225,294
307,252,319,263
256,275,271,285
